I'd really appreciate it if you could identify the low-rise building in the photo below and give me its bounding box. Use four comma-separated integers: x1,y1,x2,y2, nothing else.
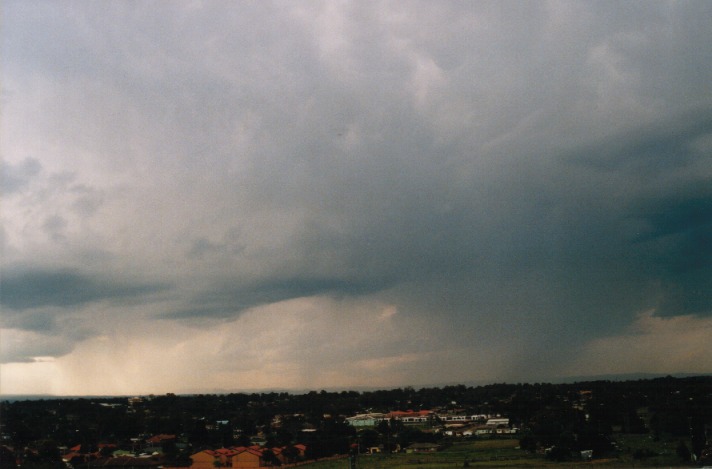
345,413,387,427
405,443,441,453
189,444,308,469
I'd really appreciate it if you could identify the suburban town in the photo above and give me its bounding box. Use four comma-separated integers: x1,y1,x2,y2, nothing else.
1,376,711,468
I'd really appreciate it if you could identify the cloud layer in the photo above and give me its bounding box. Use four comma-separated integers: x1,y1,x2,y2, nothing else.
2,1,711,395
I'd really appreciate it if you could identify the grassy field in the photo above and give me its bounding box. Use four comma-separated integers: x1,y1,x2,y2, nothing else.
296,435,694,469
612,433,691,467
298,439,553,469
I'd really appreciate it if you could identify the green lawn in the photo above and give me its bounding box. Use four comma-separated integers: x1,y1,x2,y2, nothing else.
297,435,695,469
612,433,692,467
297,439,547,469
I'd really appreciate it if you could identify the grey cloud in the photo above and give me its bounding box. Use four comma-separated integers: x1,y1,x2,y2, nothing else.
161,275,391,321
0,267,168,311
0,332,76,363
2,310,57,333
1,158,41,194
41,215,68,242
3,1,712,382
569,107,712,175
165,102,712,332
0,312,99,363
186,238,223,259
628,188,712,317
70,184,105,217
186,236,246,260
634,191,712,248
552,108,712,318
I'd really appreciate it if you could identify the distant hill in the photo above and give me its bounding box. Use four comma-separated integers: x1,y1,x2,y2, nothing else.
550,372,711,383
2,373,710,399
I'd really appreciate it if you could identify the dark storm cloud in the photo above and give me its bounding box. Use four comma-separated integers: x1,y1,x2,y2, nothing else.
285,101,712,355
570,107,712,174
0,334,76,363
160,275,391,320
633,187,712,250
161,100,712,333
628,189,712,317
554,107,712,319
0,267,168,312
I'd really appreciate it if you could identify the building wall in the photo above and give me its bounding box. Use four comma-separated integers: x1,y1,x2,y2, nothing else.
190,451,217,469
233,451,261,469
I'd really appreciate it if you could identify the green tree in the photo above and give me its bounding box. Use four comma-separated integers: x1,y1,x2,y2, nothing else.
281,445,300,464
357,429,380,451
676,440,691,462
518,434,537,453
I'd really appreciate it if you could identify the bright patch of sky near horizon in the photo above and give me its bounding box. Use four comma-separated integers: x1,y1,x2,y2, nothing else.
1,0,711,395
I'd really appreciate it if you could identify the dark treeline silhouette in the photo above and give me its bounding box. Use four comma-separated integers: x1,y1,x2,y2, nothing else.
1,375,710,467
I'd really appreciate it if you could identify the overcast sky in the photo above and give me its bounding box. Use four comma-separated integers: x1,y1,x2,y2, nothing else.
2,0,711,396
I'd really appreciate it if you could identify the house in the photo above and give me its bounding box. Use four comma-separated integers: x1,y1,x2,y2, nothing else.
293,444,306,457
387,410,433,424
270,447,283,464
217,447,241,465
232,447,263,468
62,451,85,466
485,418,509,427
438,414,469,423
189,444,307,469
405,443,441,453
190,450,221,469
147,434,176,445
190,448,241,469
345,413,387,427
473,425,493,436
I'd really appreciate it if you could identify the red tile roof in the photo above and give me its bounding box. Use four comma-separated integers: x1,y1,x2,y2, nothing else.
213,447,239,456
387,410,432,418
146,434,176,444
194,444,309,461
237,447,264,457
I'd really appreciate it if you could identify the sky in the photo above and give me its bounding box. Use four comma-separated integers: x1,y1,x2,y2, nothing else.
1,1,711,396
